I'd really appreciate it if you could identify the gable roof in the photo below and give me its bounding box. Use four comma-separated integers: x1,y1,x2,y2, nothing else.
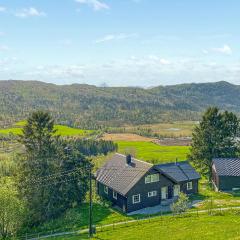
213,158,240,177
154,161,200,183
96,153,152,196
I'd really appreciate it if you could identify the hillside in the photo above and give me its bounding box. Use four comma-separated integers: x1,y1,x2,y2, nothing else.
0,80,240,128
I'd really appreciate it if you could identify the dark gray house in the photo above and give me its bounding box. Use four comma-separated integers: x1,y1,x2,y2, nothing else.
96,153,200,213
212,158,240,191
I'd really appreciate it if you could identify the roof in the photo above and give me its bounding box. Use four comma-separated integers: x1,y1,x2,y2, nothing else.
213,158,240,177
155,161,200,183
96,153,152,196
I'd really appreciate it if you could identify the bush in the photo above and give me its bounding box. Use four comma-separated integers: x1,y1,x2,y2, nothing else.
171,193,189,215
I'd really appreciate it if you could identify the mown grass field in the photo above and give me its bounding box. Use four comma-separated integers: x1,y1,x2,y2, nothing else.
53,212,240,240
116,141,190,164
124,121,197,138
0,122,94,137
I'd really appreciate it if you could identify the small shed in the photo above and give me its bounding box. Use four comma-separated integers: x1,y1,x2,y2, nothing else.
212,158,240,191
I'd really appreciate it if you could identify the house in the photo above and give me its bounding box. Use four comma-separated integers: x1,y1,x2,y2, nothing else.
96,153,200,213
212,158,240,191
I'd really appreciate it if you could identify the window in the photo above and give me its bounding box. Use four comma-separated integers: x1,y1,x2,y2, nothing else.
113,190,117,199
187,181,193,190
148,191,157,197
145,174,159,184
104,186,108,194
132,194,141,204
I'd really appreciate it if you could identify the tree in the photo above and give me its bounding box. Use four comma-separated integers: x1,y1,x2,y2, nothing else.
18,111,58,224
0,178,25,239
189,107,240,178
171,192,189,215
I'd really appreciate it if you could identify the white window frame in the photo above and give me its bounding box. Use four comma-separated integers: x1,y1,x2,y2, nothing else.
145,174,159,184
148,191,157,197
173,185,180,197
104,185,108,194
113,190,117,199
132,194,141,204
187,181,193,190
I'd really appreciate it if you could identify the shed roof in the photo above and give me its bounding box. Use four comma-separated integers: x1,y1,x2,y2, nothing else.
213,158,240,177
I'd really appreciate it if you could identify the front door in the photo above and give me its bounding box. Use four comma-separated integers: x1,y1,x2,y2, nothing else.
173,185,180,197
161,186,167,200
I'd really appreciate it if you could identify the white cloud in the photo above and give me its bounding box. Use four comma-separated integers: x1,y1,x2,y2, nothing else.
0,45,9,51
148,55,171,65
212,44,232,55
95,33,137,43
75,0,109,11
15,7,46,18
0,6,6,12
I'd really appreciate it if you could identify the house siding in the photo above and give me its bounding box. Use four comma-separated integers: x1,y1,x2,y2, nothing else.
97,182,127,212
179,180,198,195
126,168,173,213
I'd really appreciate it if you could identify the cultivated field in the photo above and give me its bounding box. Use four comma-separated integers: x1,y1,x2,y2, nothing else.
102,133,153,142
116,141,190,164
0,121,95,137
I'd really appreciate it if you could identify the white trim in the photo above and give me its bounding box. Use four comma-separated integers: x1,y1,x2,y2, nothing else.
145,174,159,184
104,185,108,194
148,191,157,197
132,194,141,204
187,181,193,190
113,190,117,199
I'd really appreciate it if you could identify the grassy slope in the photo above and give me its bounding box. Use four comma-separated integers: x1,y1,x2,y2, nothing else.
0,123,94,137
55,213,240,240
116,141,190,163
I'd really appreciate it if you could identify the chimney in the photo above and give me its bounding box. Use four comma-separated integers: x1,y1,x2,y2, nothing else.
126,154,132,165
175,157,178,165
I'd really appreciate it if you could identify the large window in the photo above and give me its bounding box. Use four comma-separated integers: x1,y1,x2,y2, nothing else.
132,194,141,204
148,191,157,197
145,174,159,184
187,181,193,190
113,190,117,199
173,185,180,197
104,185,108,194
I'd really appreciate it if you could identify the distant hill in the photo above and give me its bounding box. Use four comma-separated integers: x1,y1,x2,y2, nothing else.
1,80,240,128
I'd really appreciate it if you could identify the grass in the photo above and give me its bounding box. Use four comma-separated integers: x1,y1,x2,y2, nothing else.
116,141,190,164
53,212,240,240
123,121,197,138
0,122,94,137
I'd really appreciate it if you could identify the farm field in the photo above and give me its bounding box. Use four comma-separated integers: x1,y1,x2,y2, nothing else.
116,141,190,164
102,133,153,142
0,121,95,137
123,121,197,138
53,213,240,240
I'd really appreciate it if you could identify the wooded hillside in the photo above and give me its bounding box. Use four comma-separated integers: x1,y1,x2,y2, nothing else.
1,80,240,128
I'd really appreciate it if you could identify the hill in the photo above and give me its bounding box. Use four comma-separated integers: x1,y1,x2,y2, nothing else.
0,80,240,128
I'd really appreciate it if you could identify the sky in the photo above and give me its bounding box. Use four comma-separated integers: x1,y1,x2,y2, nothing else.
0,0,240,87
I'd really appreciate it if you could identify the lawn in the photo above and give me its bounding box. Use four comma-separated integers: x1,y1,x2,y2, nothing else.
0,123,94,137
54,212,240,240
116,141,190,164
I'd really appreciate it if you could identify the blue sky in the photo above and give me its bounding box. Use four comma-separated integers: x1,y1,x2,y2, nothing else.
0,0,239,86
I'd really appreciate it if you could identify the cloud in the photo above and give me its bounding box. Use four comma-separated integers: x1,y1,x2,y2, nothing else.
212,44,232,55
0,6,6,12
15,7,46,18
0,32,5,36
148,55,171,65
75,0,109,11
0,45,9,51
95,33,137,43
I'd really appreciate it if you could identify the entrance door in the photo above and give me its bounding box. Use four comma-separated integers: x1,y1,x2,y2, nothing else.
161,186,167,200
173,185,180,197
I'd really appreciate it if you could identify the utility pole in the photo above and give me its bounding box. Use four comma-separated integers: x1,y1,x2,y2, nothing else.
89,166,93,238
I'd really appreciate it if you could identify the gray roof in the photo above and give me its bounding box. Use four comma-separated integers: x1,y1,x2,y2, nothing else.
213,158,240,176
96,153,152,196
155,161,200,183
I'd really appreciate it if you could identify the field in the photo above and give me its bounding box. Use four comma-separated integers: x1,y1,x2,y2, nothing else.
102,133,153,142
0,121,95,137
116,141,190,164
122,121,197,138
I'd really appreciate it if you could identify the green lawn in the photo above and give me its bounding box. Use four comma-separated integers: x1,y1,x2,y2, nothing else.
116,141,190,164
54,212,240,240
0,124,94,137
